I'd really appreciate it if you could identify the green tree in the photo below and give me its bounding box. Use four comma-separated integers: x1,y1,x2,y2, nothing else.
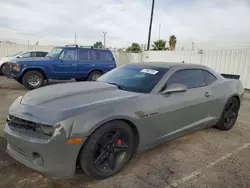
93,41,103,48
169,35,177,50
126,43,141,53
152,40,167,50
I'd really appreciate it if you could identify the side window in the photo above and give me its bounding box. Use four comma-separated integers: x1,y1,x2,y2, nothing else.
94,51,113,61
167,69,206,89
20,52,31,58
78,49,93,60
36,52,47,57
203,71,217,85
60,49,76,60
31,52,36,57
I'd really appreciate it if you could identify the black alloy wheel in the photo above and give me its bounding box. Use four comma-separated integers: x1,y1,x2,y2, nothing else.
93,129,129,172
215,97,240,130
79,121,135,179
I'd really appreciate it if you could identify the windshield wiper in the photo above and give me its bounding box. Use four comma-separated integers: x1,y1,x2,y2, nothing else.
107,82,130,91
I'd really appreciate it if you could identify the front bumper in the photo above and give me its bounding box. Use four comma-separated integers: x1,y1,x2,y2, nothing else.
4,123,85,179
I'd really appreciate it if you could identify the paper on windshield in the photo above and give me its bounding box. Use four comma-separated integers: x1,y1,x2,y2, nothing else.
140,69,159,75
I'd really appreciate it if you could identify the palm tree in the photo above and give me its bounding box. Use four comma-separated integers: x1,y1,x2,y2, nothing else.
169,35,177,50
152,40,167,50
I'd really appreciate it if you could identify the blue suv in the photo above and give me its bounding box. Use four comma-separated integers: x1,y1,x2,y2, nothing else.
7,45,117,89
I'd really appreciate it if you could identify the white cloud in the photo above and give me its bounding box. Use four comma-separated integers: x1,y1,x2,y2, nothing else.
0,0,250,48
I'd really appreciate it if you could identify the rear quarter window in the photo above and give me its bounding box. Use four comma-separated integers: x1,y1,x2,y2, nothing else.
94,51,113,61
203,70,217,85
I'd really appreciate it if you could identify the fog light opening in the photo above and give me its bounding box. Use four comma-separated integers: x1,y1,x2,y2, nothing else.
33,152,44,166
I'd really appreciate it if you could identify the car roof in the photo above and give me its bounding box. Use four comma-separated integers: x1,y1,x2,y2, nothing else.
130,62,208,69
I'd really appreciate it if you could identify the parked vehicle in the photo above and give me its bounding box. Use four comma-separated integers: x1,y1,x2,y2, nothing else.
6,45,116,89
4,62,244,179
0,50,48,75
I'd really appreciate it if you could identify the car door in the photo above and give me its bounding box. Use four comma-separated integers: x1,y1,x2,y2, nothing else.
156,69,211,141
202,70,224,125
51,48,78,78
77,48,94,78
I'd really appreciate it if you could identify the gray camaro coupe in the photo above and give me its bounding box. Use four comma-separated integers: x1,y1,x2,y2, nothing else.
4,62,244,179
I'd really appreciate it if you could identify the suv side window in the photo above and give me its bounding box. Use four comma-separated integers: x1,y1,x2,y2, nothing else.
94,51,113,61
31,52,36,57
78,49,93,60
36,52,47,57
60,49,77,61
167,69,206,89
203,70,217,85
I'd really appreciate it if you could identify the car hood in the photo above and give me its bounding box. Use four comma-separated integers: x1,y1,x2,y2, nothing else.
21,81,141,110
11,57,50,63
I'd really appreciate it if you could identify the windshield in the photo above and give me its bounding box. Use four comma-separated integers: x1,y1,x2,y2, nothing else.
46,47,63,58
97,64,168,93
6,51,23,57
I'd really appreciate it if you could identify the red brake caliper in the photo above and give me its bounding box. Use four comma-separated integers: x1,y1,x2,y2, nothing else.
116,139,122,145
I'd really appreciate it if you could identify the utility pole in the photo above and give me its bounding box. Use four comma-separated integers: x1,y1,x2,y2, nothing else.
147,0,155,50
158,24,161,41
103,32,107,49
75,33,77,45
192,42,194,51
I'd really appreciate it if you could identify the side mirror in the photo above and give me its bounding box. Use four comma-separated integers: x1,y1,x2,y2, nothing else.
17,56,21,58
161,84,187,95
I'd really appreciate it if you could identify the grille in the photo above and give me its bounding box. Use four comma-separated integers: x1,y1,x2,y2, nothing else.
7,115,42,133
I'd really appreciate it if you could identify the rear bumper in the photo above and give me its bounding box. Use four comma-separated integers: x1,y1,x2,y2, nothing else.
4,123,85,179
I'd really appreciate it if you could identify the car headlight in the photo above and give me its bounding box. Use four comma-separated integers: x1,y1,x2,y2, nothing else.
40,124,54,136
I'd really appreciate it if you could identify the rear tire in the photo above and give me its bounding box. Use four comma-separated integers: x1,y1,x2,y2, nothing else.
79,120,135,179
87,71,102,81
215,97,240,131
22,70,45,90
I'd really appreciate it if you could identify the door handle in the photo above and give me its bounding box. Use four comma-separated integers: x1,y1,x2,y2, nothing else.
72,64,77,66
204,92,212,97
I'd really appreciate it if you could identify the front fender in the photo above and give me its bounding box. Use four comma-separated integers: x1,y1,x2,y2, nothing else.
20,66,47,77
70,108,139,139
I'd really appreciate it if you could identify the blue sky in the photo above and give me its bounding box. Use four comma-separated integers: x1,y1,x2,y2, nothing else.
1,0,250,48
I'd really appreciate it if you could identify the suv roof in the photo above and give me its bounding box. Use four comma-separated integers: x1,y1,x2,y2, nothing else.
57,44,111,51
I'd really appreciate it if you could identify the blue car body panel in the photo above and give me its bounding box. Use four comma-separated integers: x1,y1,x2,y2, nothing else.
10,46,117,80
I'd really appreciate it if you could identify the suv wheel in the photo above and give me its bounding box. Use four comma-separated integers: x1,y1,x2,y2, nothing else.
22,70,45,90
87,71,102,81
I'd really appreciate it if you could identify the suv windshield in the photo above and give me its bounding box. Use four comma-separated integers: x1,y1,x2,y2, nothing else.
46,47,63,58
97,64,168,93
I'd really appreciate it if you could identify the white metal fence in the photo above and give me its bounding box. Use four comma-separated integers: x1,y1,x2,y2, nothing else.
0,43,54,57
1,43,250,89
142,49,250,89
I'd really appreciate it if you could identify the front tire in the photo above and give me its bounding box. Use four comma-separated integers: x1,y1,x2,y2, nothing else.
22,70,45,90
79,121,135,179
87,71,102,81
215,97,240,131
0,63,8,75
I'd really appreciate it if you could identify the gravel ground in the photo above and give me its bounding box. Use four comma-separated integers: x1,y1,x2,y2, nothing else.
0,77,250,188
